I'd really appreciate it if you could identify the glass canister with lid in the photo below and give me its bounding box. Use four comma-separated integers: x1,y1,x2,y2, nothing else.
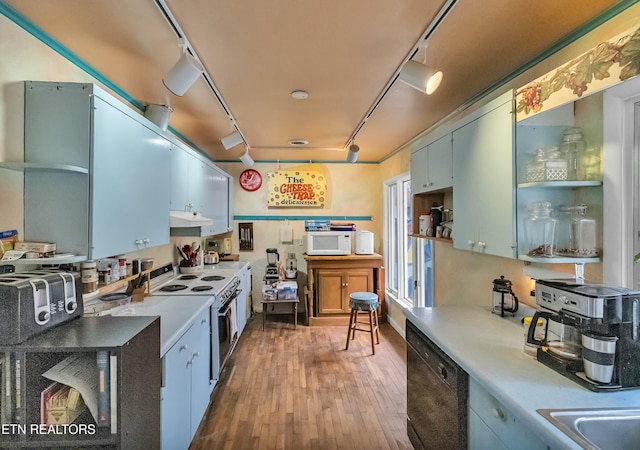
523,201,557,257
560,127,586,180
556,204,598,258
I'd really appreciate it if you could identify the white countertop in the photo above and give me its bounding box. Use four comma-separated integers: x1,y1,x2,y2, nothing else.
404,306,640,450
108,295,213,356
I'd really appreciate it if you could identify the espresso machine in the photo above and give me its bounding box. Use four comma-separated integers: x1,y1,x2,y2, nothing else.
265,248,280,281
527,279,640,391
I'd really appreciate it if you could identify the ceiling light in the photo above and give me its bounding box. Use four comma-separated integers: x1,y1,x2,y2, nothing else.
240,146,255,167
163,50,204,96
291,90,308,99
288,139,309,146
347,144,359,163
144,104,173,131
221,131,244,150
398,60,443,95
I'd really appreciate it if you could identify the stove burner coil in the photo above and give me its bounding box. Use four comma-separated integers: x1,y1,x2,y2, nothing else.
201,275,226,282
159,284,188,292
179,275,198,280
191,285,214,292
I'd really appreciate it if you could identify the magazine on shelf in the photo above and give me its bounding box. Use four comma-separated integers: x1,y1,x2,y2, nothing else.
109,353,117,434
96,351,110,427
42,353,100,424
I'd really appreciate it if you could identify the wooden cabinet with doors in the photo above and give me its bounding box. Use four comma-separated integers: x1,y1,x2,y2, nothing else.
305,254,384,326
316,268,373,314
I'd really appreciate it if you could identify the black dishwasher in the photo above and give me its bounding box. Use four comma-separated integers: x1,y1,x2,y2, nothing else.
406,320,468,450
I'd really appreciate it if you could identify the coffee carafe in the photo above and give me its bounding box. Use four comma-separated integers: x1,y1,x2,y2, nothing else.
491,275,519,317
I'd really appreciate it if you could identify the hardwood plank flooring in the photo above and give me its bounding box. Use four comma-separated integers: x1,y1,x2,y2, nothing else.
190,315,411,450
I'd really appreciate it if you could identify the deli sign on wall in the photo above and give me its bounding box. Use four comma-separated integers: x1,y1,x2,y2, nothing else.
267,164,327,207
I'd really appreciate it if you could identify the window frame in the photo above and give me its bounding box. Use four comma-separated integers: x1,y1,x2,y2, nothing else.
383,171,413,307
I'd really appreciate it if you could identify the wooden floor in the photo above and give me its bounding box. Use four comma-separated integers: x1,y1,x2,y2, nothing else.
190,315,412,450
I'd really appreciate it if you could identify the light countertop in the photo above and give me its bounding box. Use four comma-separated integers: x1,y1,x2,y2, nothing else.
105,260,249,356
108,295,213,356
404,306,640,450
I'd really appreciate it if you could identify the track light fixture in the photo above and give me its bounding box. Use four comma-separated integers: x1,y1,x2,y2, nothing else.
399,60,443,95
220,131,244,150
347,144,359,163
163,40,204,96
240,146,255,167
144,104,173,131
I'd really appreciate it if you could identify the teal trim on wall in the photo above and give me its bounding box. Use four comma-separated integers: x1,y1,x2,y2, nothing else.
0,2,145,112
234,215,372,221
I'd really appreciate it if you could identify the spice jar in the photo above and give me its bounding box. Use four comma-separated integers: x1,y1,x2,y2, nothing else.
556,204,598,258
81,261,98,294
524,201,557,257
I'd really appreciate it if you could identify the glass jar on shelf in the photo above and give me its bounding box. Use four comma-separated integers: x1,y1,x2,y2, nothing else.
581,145,602,181
556,204,598,258
524,201,557,257
560,127,586,180
524,146,567,182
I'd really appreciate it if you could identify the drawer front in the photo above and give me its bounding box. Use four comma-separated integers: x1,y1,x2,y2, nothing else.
469,378,548,450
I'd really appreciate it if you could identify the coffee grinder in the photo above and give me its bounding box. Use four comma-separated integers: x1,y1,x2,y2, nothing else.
265,248,280,281
285,253,297,279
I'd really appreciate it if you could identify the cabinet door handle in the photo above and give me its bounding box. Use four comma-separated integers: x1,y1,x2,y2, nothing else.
428,182,434,186
491,407,505,421
467,240,475,247
201,319,208,325
143,238,150,245
135,239,143,246
192,351,200,359
179,344,188,352
477,241,486,248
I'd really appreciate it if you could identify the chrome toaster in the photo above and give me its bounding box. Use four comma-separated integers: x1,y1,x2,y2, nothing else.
0,270,83,344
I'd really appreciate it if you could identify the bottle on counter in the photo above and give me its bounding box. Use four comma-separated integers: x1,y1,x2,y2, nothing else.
81,261,98,295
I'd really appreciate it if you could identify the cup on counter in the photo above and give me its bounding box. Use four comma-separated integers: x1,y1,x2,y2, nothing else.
582,332,618,384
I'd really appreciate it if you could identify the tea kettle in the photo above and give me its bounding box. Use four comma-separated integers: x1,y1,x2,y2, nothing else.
491,275,519,317
204,251,219,265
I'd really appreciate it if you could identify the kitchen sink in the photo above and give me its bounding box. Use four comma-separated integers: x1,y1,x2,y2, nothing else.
538,408,640,450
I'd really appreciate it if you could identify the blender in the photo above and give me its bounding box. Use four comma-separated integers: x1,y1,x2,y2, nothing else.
265,248,280,281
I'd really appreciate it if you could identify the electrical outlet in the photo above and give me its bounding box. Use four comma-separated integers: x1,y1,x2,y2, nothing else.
295,239,304,246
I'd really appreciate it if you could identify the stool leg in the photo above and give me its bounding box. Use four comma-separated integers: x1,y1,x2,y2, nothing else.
368,310,375,355
351,309,359,341
374,309,380,344
345,308,355,350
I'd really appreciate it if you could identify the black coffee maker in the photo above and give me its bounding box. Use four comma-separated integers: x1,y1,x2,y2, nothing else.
529,279,640,391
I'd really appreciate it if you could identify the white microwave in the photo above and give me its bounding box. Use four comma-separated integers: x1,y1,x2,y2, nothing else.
306,231,352,255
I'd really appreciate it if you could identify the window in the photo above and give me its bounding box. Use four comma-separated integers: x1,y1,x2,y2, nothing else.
383,172,414,305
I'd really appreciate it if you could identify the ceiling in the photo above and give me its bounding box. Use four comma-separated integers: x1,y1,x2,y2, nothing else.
3,0,628,163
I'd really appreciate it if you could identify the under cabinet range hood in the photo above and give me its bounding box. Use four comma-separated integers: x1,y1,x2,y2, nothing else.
169,211,213,227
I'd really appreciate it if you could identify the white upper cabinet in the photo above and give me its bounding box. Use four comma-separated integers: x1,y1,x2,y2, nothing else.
411,134,453,194
23,81,171,259
452,91,516,259
169,140,233,237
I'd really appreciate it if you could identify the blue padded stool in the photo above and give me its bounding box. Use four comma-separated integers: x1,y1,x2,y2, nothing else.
345,292,380,355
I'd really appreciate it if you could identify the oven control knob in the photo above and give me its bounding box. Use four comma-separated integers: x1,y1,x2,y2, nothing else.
67,301,77,312
38,311,50,322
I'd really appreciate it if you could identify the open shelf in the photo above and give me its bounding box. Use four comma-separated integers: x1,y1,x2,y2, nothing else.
409,234,453,244
517,180,602,189
0,162,89,174
1,255,87,265
518,255,600,264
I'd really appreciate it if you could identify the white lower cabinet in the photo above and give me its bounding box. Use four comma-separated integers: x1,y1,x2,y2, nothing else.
161,308,211,450
468,378,548,450
236,265,251,334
